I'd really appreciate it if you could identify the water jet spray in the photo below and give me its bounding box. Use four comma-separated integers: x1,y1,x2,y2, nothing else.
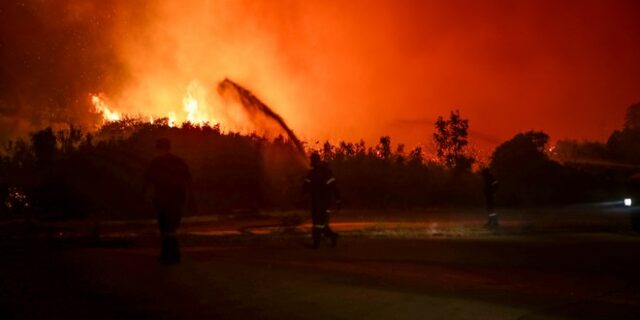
217,78,307,159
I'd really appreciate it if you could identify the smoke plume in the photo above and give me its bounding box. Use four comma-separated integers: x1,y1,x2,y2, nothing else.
2,0,640,148
0,0,152,141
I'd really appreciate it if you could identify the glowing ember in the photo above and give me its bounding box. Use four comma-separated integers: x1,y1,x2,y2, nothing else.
90,94,121,122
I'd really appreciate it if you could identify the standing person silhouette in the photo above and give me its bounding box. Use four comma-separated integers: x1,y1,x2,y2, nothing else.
145,138,193,264
304,152,340,249
482,168,499,229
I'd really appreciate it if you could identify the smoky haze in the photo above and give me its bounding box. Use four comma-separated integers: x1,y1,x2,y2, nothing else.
1,0,640,148
0,0,152,140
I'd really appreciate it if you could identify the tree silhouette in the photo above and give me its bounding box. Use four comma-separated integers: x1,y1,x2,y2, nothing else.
624,102,640,130
376,136,392,160
491,131,549,172
607,103,640,164
554,139,608,163
31,127,57,169
433,110,474,170
395,143,406,164
408,146,424,166
489,131,572,204
322,140,335,160
6,116,630,217
57,125,83,154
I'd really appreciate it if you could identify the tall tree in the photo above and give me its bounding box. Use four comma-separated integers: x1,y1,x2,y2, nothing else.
433,110,474,170
490,131,550,174
376,136,392,160
489,130,570,204
608,102,640,164
408,146,424,166
624,102,640,130
31,127,57,169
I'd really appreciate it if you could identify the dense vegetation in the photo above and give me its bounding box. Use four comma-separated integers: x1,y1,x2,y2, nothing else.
1,104,639,220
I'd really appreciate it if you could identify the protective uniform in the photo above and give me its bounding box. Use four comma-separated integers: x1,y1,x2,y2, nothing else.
304,155,340,248
482,169,499,229
145,152,191,263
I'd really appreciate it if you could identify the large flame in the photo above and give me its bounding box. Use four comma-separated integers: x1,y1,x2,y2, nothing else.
89,77,304,157
182,80,212,125
82,0,309,140
90,80,216,128
91,94,121,123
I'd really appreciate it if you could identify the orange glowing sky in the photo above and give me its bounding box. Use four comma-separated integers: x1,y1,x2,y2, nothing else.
1,0,640,150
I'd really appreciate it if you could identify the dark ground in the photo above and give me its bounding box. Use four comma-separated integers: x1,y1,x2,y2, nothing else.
2,208,640,319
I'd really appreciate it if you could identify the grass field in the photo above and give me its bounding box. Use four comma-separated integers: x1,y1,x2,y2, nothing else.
2,207,640,319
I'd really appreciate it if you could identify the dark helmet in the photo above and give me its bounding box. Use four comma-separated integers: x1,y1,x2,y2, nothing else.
310,152,321,168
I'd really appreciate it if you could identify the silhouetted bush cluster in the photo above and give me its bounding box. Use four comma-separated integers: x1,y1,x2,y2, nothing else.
319,138,481,209
490,131,626,206
0,121,485,220
2,103,640,220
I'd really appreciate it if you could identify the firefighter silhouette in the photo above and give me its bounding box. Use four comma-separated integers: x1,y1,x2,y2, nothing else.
145,138,193,264
482,168,499,229
304,152,340,248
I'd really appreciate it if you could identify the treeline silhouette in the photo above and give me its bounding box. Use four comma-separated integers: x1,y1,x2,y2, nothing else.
2,104,640,220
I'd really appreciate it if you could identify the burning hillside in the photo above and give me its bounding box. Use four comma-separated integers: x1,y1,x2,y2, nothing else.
91,80,212,128
90,78,304,155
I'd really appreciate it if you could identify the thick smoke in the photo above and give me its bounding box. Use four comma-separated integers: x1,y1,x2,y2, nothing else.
0,0,310,146
3,0,640,149
0,0,154,142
